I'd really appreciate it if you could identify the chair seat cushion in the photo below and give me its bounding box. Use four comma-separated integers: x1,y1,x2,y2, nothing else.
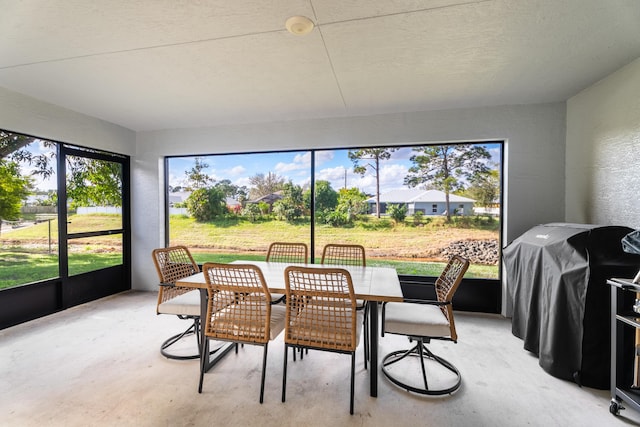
269,305,287,340
384,302,451,338
158,290,201,316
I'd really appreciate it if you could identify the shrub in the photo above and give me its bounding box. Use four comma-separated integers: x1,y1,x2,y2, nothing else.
241,203,261,222
186,187,226,222
413,211,424,225
387,203,407,224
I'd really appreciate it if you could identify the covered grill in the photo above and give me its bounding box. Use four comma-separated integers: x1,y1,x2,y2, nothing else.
503,223,640,389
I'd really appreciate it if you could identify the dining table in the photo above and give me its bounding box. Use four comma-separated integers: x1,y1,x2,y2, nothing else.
175,260,404,398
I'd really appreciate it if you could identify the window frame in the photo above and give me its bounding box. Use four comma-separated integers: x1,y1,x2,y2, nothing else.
164,141,504,313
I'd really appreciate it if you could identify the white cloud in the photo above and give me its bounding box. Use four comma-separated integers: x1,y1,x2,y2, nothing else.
314,150,334,166
275,152,311,173
226,165,246,176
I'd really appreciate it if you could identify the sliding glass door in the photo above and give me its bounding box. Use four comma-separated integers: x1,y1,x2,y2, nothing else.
0,131,130,328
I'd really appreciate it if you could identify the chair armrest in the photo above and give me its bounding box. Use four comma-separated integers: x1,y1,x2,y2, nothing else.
159,282,175,287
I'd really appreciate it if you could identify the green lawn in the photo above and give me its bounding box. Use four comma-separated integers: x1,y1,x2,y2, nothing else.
1,213,500,289
190,252,496,279
0,251,122,289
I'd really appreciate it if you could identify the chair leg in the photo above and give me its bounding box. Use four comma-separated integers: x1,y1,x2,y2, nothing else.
198,338,208,393
381,340,461,396
350,352,356,415
161,319,200,360
259,343,268,404
282,344,289,403
363,305,369,370
416,339,429,390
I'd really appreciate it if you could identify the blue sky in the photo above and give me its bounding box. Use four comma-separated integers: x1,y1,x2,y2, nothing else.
17,140,500,194
168,144,501,196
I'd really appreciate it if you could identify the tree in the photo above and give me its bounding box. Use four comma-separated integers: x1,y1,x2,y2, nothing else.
186,187,226,222
348,148,397,218
248,172,286,200
465,168,500,208
337,187,368,217
303,180,338,214
404,145,491,222
272,182,304,222
0,160,33,234
0,132,37,159
66,157,122,208
318,187,368,226
1,131,55,179
214,179,247,202
184,157,212,191
2,131,122,209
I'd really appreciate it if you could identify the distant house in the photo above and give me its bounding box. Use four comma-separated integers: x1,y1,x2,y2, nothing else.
246,191,282,212
367,189,475,216
168,191,191,206
168,191,240,215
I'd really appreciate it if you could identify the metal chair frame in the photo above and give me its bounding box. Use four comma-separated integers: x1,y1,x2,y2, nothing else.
381,255,469,395
199,263,285,403
152,245,202,360
281,266,361,414
321,243,370,369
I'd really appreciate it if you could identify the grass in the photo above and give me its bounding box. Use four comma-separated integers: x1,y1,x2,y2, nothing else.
0,250,122,289
191,252,496,278
170,214,499,259
180,214,500,279
1,213,500,289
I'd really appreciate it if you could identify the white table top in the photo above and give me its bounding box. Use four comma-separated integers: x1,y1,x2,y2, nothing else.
175,260,403,303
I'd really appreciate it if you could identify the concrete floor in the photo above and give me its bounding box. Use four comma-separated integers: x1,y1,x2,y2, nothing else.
2,290,639,427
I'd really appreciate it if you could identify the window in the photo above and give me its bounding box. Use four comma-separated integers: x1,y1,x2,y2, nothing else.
1,132,59,288
0,131,128,288
166,142,502,281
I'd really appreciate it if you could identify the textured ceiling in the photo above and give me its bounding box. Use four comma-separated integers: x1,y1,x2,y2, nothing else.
1,0,639,131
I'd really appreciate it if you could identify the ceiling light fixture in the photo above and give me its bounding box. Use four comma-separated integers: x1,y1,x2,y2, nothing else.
285,16,314,35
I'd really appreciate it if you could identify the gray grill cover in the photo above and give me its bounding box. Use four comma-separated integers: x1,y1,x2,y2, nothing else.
503,223,640,389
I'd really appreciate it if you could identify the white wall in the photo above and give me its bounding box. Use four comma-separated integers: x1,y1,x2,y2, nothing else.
134,103,568,317
0,85,568,315
0,87,135,156
566,57,640,228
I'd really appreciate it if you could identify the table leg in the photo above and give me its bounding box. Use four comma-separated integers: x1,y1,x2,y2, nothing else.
369,300,378,397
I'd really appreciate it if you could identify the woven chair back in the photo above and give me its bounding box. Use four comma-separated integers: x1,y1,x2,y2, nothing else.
434,255,469,340
152,246,200,307
284,266,358,352
266,242,308,264
321,244,366,267
202,263,272,344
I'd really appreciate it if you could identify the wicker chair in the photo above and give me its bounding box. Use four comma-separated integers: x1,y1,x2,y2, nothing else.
381,255,469,395
321,243,370,369
321,243,366,266
151,245,202,360
199,263,286,403
266,242,308,304
282,266,363,415
266,242,308,264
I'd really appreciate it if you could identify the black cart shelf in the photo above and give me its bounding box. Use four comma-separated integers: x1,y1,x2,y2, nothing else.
608,278,640,416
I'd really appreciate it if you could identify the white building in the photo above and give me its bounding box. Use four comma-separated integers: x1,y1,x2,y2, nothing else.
367,189,475,216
